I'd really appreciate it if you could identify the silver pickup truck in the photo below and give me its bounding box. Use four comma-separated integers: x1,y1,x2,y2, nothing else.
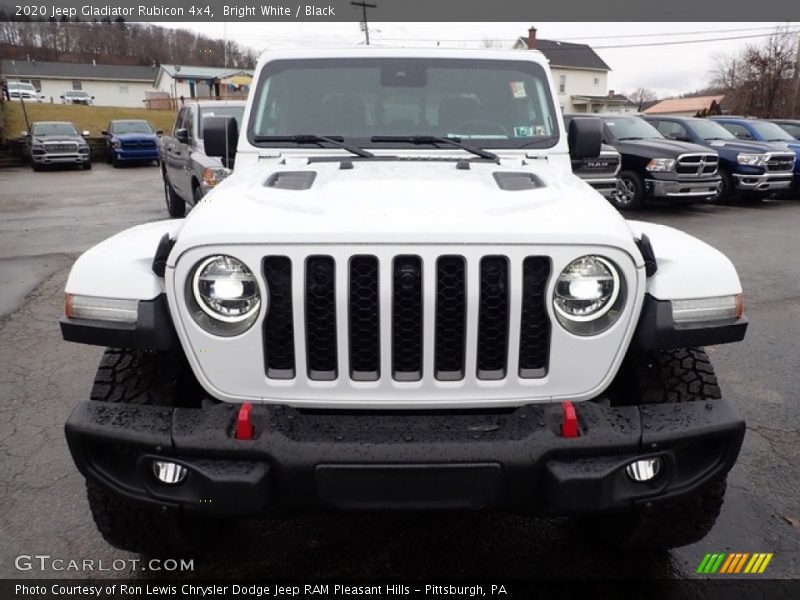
159,100,245,217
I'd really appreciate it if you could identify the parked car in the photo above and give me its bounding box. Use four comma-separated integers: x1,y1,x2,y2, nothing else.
768,119,800,140
643,116,795,202
61,90,94,105
23,121,91,171
710,117,800,196
61,48,748,556
6,81,44,102
159,100,246,217
563,116,620,199
102,120,161,167
581,114,721,210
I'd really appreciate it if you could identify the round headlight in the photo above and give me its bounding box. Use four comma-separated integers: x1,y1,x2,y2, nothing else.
191,255,261,325
553,255,624,335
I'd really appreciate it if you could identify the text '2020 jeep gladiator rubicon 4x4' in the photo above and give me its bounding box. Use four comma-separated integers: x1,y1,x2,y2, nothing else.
61,49,748,555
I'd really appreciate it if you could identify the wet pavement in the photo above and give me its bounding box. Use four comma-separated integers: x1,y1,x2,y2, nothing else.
0,164,798,581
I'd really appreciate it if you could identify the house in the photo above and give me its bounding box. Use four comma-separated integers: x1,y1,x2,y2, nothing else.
643,95,725,117
513,27,635,114
0,59,157,108
154,65,253,101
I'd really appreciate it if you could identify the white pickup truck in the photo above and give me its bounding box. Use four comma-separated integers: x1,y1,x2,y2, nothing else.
60,48,748,555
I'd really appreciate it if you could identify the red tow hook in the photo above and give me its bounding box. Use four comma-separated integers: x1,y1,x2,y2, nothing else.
235,402,254,440
560,401,579,438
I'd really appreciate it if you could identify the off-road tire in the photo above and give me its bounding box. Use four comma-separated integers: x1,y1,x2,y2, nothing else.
584,348,729,549
613,170,646,210
85,348,218,555
163,175,185,218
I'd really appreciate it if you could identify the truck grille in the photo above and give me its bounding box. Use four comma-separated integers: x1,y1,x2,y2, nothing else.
574,152,620,177
262,253,551,383
764,153,795,173
45,142,78,153
675,154,718,176
121,140,157,150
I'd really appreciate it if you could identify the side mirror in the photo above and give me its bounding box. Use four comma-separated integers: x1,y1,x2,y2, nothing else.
567,117,602,160
156,129,164,136
21,130,29,138
175,128,189,144
101,130,108,136
81,130,90,137
59,95,64,99
203,116,239,168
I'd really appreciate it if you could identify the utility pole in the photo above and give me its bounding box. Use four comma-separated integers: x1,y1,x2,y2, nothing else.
351,1,377,45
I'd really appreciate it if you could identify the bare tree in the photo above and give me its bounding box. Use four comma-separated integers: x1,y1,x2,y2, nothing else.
628,88,658,111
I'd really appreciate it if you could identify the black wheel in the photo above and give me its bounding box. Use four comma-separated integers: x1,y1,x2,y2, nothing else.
709,169,735,203
612,171,646,210
164,175,185,218
85,348,217,555
192,182,203,206
583,348,729,549
106,148,112,164
31,162,42,172
82,160,92,170
111,154,119,168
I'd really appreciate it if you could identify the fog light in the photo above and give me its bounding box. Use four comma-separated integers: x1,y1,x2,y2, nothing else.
625,458,661,482
152,460,187,485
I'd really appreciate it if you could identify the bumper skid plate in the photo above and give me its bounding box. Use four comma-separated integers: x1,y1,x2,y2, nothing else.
65,399,744,516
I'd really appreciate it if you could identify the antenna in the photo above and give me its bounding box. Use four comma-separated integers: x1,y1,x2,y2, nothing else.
350,1,377,45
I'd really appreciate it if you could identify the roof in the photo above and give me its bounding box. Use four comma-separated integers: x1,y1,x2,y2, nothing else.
1,60,157,82
572,94,635,105
515,38,610,71
643,95,725,115
158,64,253,81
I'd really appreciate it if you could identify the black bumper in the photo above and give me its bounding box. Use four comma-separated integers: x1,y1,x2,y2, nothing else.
65,398,745,517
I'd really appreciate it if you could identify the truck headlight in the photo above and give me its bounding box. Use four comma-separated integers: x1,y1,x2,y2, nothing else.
553,255,625,335
188,255,262,336
645,158,676,172
202,167,231,188
737,153,766,166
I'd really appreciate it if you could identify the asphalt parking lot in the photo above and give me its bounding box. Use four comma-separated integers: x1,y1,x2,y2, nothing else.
0,163,798,584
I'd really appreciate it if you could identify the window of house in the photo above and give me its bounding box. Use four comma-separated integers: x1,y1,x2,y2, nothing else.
119,85,129,93
593,77,599,86
559,74,566,94
72,80,82,90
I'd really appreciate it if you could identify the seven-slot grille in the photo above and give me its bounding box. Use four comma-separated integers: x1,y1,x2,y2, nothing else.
764,153,795,173
262,254,551,383
675,153,719,176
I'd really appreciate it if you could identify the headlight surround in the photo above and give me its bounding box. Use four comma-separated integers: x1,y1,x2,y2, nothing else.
737,153,767,166
187,255,262,336
646,158,676,172
553,255,626,336
202,167,231,188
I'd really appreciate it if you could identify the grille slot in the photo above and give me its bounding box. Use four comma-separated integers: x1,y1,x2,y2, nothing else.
477,256,510,380
435,256,467,381
519,257,551,378
263,256,295,379
305,255,337,380
349,256,380,381
392,255,423,381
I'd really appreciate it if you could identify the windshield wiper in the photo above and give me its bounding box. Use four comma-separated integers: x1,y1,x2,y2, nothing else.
252,135,374,158
371,135,498,160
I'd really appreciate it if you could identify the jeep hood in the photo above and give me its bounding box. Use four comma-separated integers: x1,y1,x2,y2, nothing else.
171,159,642,263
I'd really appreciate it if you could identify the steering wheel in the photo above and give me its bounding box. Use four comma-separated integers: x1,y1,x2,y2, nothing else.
452,119,510,137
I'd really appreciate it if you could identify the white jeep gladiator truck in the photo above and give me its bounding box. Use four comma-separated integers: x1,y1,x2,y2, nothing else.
60,49,748,554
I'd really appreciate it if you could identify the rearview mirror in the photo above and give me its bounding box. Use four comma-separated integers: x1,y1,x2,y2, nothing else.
567,117,602,160
175,128,189,144
203,116,239,169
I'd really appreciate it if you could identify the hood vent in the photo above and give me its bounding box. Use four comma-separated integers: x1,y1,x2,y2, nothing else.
265,171,317,190
493,172,544,191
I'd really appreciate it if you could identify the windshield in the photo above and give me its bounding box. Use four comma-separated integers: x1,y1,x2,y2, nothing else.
748,121,794,142
32,123,79,136
689,120,735,140
199,106,244,135
249,58,559,149
10,82,35,92
603,117,663,140
110,121,153,134
66,91,89,97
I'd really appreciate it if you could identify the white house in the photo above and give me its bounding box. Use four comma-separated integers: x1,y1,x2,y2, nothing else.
0,59,157,107
154,65,253,101
513,28,636,114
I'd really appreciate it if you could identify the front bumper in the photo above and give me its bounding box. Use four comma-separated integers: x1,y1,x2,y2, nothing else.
647,175,721,199
583,176,619,198
32,153,89,165
733,172,793,191
65,398,744,516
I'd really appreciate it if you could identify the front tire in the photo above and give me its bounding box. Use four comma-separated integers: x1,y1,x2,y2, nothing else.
710,169,735,204
82,161,92,170
85,349,217,555
164,175,186,218
612,171,646,210
583,348,729,549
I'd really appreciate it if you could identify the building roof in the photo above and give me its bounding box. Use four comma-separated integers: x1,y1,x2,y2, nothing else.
1,59,157,82
515,37,610,71
157,64,253,81
572,93,635,105
643,95,725,115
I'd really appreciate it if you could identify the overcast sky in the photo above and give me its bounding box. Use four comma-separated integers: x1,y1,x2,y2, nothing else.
165,22,797,98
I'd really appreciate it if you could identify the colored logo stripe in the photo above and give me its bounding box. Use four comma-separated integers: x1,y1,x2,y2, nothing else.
698,553,773,574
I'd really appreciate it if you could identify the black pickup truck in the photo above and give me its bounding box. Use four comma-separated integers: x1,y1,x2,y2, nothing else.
578,114,722,210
